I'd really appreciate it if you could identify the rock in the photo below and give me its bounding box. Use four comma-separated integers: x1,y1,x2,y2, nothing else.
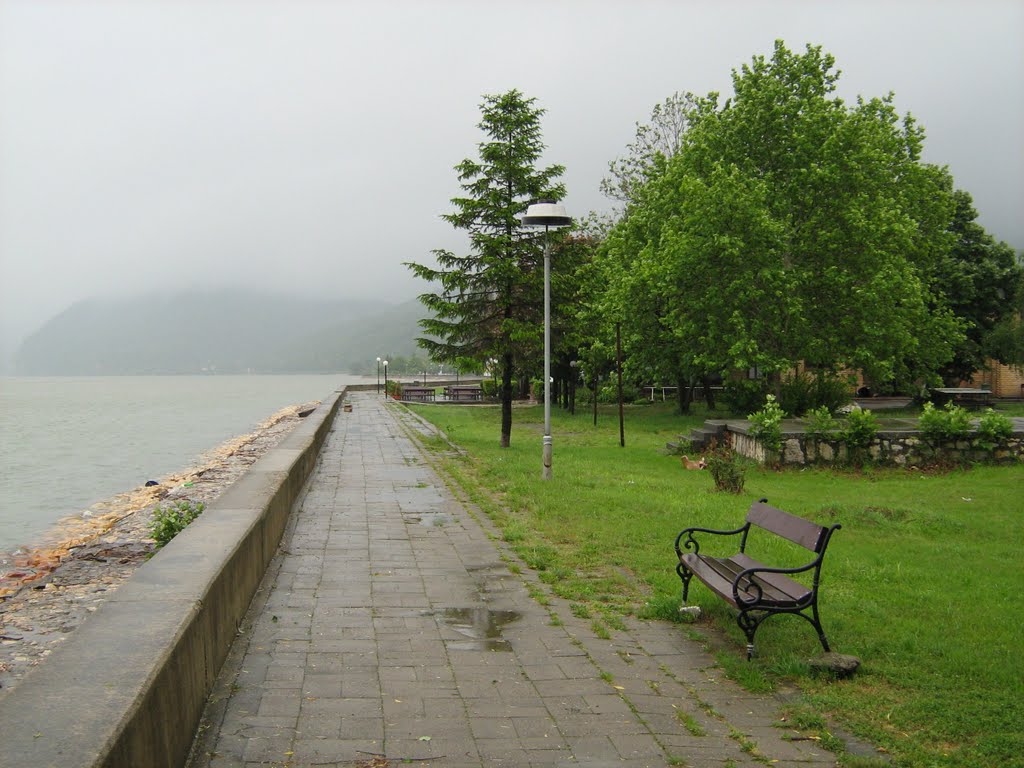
808,652,861,679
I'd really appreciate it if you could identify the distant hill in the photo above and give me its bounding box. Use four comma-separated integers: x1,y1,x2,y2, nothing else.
13,290,431,375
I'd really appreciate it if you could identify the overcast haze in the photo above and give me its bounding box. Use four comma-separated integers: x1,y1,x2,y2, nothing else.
2,0,1022,364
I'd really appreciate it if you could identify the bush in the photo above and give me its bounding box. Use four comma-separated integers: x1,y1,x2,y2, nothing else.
149,501,205,549
805,405,839,442
480,379,498,398
919,402,972,446
778,372,815,416
597,382,640,404
975,408,1014,451
705,440,746,494
779,371,852,416
810,373,853,414
748,394,785,455
839,407,878,465
722,379,769,415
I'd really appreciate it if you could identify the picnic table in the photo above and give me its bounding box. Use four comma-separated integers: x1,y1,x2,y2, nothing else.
930,387,993,408
401,386,436,402
445,385,483,402
643,386,678,402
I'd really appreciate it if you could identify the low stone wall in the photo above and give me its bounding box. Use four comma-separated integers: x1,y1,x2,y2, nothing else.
731,427,1024,466
0,387,346,768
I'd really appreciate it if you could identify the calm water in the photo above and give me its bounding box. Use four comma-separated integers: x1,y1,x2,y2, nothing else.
0,375,370,556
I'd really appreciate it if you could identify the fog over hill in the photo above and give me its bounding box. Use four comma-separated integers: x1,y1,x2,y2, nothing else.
12,290,427,375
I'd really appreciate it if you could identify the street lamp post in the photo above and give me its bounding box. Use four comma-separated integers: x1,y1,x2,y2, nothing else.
522,200,572,480
376,357,381,394
383,360,389,399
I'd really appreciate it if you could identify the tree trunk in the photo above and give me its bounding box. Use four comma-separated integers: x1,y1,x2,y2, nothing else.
677,374,692,415
702,374,717,409
500,352,514,448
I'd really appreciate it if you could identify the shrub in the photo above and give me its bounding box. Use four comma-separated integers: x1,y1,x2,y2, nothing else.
722,379,769,416
778,372,815,416
748,394,786,455
705,440,746,494
149,501,205,549
779,372,852,416
804,405,839,442
839,407,878,465
811,373,853,413
918,401,972,445
597,382,640,404
975,408,1014,451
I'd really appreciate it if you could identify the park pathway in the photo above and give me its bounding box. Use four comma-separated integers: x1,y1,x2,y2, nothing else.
187,391,836,767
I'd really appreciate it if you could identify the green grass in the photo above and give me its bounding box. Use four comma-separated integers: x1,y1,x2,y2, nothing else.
408,399,1024,768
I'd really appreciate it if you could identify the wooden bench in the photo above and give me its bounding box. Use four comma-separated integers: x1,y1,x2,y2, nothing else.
674,498,841,659
446,385,483,402
930,387,993,408
401,386,436,402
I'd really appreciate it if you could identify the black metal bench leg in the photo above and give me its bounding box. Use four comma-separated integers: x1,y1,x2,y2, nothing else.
737,611,759,660
811,602,831,653
676,562,693,604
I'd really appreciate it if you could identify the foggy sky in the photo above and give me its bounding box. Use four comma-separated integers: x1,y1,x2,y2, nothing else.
1,0,1022,360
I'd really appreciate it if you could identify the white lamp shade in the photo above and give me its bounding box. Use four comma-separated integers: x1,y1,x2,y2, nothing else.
521,201,571,228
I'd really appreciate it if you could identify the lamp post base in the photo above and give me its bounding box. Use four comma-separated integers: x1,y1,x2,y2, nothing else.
542,435,552,480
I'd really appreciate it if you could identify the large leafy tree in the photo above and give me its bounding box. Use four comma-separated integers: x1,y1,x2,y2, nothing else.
603,41,962,396
933,189,1024,384
406,90,564,447
600,91,697,208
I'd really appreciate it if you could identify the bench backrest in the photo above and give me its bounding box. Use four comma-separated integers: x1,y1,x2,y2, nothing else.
746,500,828,553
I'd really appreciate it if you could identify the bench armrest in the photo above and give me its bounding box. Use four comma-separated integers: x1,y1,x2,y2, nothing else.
732,560,818,606
675,523,750,558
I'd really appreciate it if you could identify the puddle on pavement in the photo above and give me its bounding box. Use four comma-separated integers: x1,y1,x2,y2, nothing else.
440,607,520,651
404,512,451,527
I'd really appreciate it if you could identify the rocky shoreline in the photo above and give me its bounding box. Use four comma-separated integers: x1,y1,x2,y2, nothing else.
0,401,318,694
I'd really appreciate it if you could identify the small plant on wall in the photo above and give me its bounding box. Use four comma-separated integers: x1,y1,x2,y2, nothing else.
149,501,205,549
839,407,878,466
804,405,839,463
918,401,972,446
975,408,1013,452
748,394,786,462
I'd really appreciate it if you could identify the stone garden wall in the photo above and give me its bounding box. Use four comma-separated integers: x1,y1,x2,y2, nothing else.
731,428,1024,467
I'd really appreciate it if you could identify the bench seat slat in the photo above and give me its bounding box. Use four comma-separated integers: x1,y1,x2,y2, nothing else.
681,552,810,608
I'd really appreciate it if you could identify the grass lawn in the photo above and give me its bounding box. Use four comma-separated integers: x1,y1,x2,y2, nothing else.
406,399,1024,768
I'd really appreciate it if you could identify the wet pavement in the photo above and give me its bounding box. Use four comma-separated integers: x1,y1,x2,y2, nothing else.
187,391,836,767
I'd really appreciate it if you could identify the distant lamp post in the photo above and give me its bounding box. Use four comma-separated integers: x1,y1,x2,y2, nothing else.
521,200,572,480
376,357,382,394
383,359,389,399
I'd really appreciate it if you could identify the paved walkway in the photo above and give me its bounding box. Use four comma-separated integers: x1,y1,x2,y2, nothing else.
188,392,836,767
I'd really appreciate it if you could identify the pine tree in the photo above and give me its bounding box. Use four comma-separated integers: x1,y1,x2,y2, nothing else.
407,90,564,447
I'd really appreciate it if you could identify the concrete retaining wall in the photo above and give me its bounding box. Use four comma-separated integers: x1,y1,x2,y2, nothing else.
0,387,346,768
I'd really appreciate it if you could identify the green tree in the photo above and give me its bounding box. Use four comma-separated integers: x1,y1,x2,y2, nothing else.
603,41,962,395
406,90,565,447
600,91,697,207
934,189,1024,384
